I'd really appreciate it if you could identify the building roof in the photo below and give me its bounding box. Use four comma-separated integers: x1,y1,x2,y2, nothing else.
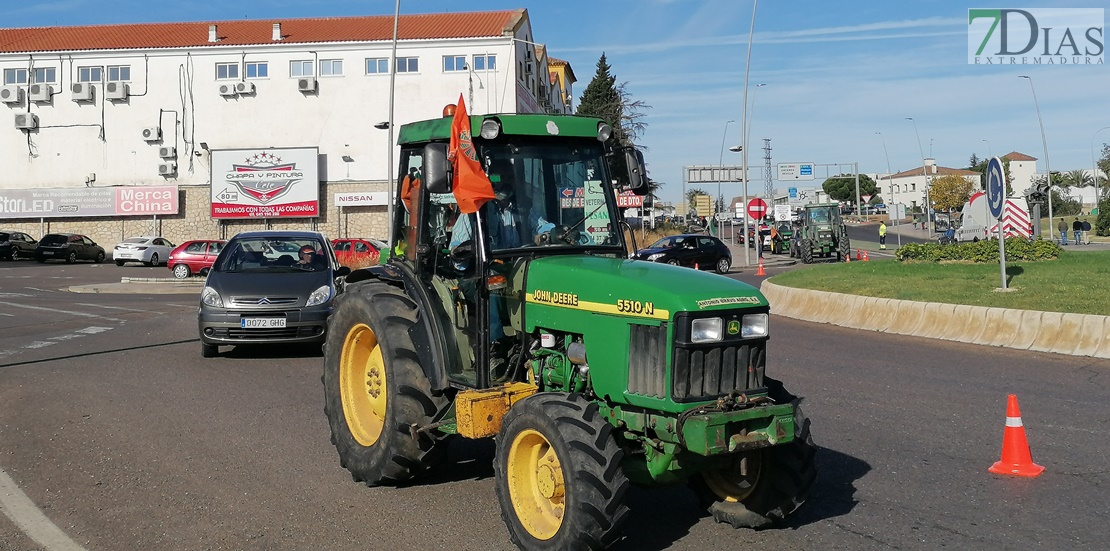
884,165,980,180
0,10,526,53
1001,151,1037,161
548,56,576,82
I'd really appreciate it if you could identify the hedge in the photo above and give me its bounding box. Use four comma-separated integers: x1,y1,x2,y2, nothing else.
895,237,1061,263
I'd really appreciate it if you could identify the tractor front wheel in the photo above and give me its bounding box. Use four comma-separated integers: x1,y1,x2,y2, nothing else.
323,280,451,486
691,377,816,529
494,393,630,550
799,239,813,264
837,236,852,262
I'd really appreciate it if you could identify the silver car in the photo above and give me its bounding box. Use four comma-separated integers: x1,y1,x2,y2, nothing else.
197,230,350,357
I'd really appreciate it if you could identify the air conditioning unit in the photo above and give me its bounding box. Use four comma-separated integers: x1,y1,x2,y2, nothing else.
28,84,52,102
141,126,162,141
157,162,177,176
0,86,22,104
297,78,317,92
235,81,255,94
218,83,238,97
158,146,177,159
72,82,94,102
15,113,38,130
105,82,129,100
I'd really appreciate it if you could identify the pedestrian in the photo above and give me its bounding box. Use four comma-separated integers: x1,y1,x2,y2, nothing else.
1082,219,1092,244
878,221,887,250
1057,218,1069,245
1072,218,1082,245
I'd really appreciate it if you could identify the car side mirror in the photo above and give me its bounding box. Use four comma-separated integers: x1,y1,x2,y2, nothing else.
423,143,451,194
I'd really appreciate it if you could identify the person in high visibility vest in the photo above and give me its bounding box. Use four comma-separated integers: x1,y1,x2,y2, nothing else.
879,221,887,250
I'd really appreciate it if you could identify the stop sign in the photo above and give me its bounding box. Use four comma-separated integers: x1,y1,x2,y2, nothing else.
747,198,768,220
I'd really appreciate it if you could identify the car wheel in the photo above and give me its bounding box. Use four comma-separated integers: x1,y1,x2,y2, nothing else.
95,251,105,264
715,257,731,274
66,251,77,264
173,264,191,279
115,259,125,266
144,253,158,267
8,249,17,261
667,259,680,266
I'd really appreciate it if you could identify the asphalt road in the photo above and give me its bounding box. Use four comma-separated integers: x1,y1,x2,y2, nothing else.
1,259,1109,550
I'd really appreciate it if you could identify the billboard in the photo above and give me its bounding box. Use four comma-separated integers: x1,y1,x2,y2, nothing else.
0,186,178,219
210,147,320,219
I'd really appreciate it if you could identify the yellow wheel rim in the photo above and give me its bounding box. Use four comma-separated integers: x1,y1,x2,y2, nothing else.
506,429,565,540
702,452,763,502
339,323,387,446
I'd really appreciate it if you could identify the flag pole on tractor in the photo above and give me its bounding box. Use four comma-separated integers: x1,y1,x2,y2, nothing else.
449,94,496,214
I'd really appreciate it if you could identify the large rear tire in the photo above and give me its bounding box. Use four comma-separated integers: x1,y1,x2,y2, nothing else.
799,239,813,264
323,280,450,486
690,377,816,529
837,236,851,262
494,393,630,550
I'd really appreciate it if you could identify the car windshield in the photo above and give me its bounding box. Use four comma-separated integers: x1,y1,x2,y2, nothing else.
214,237,329,272
649,236,684,249
40,235,68,246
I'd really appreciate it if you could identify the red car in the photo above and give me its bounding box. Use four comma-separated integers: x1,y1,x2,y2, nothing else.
332,238,384,267
167,239,226,279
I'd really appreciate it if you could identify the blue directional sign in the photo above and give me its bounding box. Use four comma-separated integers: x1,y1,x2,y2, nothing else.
986,157,1005,219
789,187,798,199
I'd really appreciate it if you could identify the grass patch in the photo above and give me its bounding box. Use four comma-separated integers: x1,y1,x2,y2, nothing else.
769,249,1110,315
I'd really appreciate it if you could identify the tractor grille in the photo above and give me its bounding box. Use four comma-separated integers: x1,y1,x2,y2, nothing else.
672,342,765,402
628,324,667,398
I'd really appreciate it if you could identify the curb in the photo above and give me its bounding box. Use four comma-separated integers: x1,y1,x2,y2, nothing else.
760,280,1110,359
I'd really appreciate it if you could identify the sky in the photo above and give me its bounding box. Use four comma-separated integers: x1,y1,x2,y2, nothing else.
6,0,1109,205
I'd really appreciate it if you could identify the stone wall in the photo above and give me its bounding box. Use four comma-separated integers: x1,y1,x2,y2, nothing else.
1,181,391,252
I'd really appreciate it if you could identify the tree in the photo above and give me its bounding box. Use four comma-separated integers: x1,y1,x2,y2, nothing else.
967,155,1013,195
1062,169,1091,189
576,53,651,145
821,173,876,204
929,174,975,212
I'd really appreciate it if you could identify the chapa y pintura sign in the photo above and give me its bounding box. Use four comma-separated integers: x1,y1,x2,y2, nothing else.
210,147,319,219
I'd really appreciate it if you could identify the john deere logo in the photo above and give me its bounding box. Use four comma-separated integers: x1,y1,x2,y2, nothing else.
727,320,741,335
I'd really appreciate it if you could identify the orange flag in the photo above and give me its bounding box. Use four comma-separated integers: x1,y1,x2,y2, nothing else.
448,94,495,214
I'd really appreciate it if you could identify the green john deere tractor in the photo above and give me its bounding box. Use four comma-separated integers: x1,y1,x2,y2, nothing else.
791,203,852,263
322,107,816,550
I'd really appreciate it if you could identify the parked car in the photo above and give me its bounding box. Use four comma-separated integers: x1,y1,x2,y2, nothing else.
197,230,351,357
631,233,731,274
34,233,105,264
0,230,38,260
113,236,176,266
167,239,226,279
331,237,384,267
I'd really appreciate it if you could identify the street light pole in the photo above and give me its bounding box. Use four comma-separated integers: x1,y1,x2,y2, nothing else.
906,117,930,231
1019,75,1052,234
717,119,735,232
877,131,900,248
740,0,759,267
1091,126,1110,207
982,139,992,159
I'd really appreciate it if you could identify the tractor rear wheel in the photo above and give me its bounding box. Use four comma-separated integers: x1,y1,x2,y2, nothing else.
494,393,630,550
690,377,817,529
323,280,451,486
837,236,852,262
799,239,813,264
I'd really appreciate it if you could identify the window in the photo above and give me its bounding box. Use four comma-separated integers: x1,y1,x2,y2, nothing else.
245,62,268,79
78,66,102,82
472,54,496,71
32,67,57,84
3,68,27,85
320,59,343,76
290,60,314,78
396,57,419,73
216,63,239,80
911,184,917,191
366,58,388,74
107,65,130,82
443,55,467,72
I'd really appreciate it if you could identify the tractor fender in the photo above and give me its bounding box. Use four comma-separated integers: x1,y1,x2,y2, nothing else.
341,262,453,392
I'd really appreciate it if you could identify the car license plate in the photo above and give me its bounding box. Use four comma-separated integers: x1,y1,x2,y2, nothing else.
241,317,286,328
43,251,54,256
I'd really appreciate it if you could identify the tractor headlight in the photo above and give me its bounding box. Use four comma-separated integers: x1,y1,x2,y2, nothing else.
480,119,501,139
742,313,769,338
647,253,665,261
691,317,723,343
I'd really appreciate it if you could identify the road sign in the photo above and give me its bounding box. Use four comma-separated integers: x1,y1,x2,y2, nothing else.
788,187,797,199
747,198,768,220
694,195,712,217
987,157,1006,219
778,162,815,181
862,194,873,204
616,190,644,208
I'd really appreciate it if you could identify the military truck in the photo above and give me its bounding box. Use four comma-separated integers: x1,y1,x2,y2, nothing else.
790,203,851,263
322,106,816,549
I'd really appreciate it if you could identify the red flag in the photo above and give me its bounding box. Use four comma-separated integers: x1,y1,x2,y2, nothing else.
448,94,495,214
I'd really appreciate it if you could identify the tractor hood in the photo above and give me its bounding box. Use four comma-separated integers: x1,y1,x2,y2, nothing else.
524,256,766,322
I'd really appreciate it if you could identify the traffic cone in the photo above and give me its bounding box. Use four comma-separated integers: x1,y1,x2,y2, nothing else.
845,252,850,263
855,248,861,260
755,259,766,276
988,394,1045,477
862,250,869,262
695,262,699,270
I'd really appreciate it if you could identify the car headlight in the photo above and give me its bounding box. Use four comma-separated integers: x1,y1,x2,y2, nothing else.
742,313,769,338
306,284,333,307
647,253,665,261
691,317,723,343
200,286,223,308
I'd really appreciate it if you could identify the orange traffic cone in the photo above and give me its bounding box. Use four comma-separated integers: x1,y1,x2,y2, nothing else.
862,250,869,262
755,259,766,276
845,252,850,263
988,394,1045,477
695,262,699,270
855,248,861,260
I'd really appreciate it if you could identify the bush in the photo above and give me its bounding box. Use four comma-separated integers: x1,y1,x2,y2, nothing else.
895,237,1061,263
1096,198,1110,236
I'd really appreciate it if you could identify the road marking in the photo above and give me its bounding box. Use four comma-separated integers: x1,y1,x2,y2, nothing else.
24,341,57,349
25,287,57,293
0,293,31,298
0,312,13,317
0,302,123,322
0,466,86,551
75,327,112,334
74,303,159,314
